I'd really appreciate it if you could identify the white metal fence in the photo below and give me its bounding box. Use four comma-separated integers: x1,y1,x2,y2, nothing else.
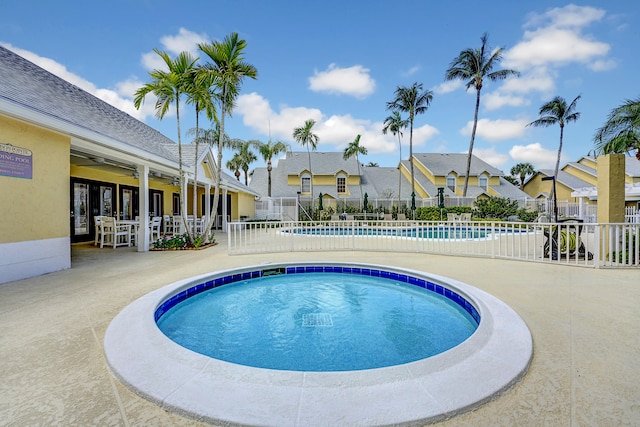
228,220,639,268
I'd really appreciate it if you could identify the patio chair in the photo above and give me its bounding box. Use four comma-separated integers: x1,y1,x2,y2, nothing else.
383,214,393,221
447,213,460,222
163,215,173,235
543,219,593,260
396,213,406,221
330,214,340,221
459,213,472,222
149,216,162,242
100,217,131,249
93,215,106,246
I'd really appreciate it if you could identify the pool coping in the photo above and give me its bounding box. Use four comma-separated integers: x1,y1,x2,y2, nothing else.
104,262,533,426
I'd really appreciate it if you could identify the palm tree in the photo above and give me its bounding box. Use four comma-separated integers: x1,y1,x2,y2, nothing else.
343,134,368,206
510,162,536,189
226,154,243,181
366,162,379,167
293,119,319,201
234,140,258,185
198,32,257,241
185,68,216,235
527,95,581,205
386,83,433,202
256,140,290,197
445,33,519,197
382,110,408,209
594,96,640,160
133,49,198,241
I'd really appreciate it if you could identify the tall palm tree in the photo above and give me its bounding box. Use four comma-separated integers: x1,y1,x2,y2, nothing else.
527,95,581,204
343,134,368,205
256,140,290,197
382,110,408,209
226,154,243,181
510,162,536,189
386,83,433,201
198,32,257,241
133,49,198,241
185,68,216,234
293,119,319,200
234,140,258,185
445,33,519,197
594,96,640,160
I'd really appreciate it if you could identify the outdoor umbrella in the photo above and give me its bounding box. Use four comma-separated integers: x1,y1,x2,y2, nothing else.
363,192,368,212
411,192,416,211
318,193,323,210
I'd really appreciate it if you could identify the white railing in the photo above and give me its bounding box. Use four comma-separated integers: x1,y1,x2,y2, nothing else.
228,220,639,268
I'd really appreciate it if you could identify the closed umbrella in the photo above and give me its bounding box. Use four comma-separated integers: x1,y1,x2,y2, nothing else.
363,192,368,212
318,193,323,211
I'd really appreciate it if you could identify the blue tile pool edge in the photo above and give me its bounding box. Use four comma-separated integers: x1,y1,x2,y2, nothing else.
154,265,481,325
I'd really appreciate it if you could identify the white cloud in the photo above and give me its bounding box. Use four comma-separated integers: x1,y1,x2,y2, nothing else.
402,65,421,77
509,142,561,169
308,63,376,98
460,118,528,142
500,67,556,95
504,5,610,71
141,28,208,71
483,92,529,110
472,147,509,168
235,92,439,154
433,79,463,94
160,27,208,56
524,4,605,30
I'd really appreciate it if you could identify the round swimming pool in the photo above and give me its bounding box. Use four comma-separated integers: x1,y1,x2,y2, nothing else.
156,270,478,371
105,262,532,426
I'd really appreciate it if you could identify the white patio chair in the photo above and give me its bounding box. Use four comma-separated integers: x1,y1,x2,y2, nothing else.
459,213,472,222
172,215,183,236
100,217,131,249
447,213,460,222
149,216,162,242
163,215,173,235
93,216,106,246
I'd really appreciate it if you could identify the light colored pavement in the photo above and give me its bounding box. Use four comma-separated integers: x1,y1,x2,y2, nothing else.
1,234,638,426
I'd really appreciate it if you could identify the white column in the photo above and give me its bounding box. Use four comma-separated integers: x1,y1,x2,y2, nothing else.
578,197,584,220
205,183,211,224
222,188,228,230
137,164,150,252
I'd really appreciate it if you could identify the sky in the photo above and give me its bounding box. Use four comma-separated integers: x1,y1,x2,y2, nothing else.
1,1,637,178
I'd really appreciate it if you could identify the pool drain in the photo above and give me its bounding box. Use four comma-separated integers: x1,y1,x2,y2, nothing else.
302,313,333,327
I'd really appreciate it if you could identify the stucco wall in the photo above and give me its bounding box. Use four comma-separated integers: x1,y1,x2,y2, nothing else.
0,116,69,243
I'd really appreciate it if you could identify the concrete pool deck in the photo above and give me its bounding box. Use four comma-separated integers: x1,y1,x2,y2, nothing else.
1,234,639,426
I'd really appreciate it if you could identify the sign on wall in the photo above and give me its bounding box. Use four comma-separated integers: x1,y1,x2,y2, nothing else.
0,143,32,179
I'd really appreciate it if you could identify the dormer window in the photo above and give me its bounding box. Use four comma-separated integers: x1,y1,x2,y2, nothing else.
446,174,456,192
336,174,346,193
301,174,311,194
479,174,488,191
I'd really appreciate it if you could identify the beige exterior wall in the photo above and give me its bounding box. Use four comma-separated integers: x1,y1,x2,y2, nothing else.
597,154,626,223
235,192,255,220
0,116,69,243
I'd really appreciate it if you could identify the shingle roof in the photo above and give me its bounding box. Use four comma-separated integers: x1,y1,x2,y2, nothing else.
413,153,504,177
282,151,360,175
0,45,178,162
537,169,592,190
250,151,527,200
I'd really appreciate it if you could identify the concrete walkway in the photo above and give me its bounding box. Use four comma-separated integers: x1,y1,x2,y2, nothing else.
1,235,638,426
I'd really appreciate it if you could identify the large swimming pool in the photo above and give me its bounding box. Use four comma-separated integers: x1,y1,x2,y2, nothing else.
283,225,524,240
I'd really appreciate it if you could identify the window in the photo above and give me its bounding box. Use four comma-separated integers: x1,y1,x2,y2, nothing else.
479,175,488,191
336,175,346,193
301,175,311,193
446,174,456,192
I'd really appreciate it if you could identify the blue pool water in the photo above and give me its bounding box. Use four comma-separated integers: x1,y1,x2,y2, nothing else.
286,226,505,239
157,271,478,371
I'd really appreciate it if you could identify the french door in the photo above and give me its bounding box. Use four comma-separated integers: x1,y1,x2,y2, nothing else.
70,178,116,243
